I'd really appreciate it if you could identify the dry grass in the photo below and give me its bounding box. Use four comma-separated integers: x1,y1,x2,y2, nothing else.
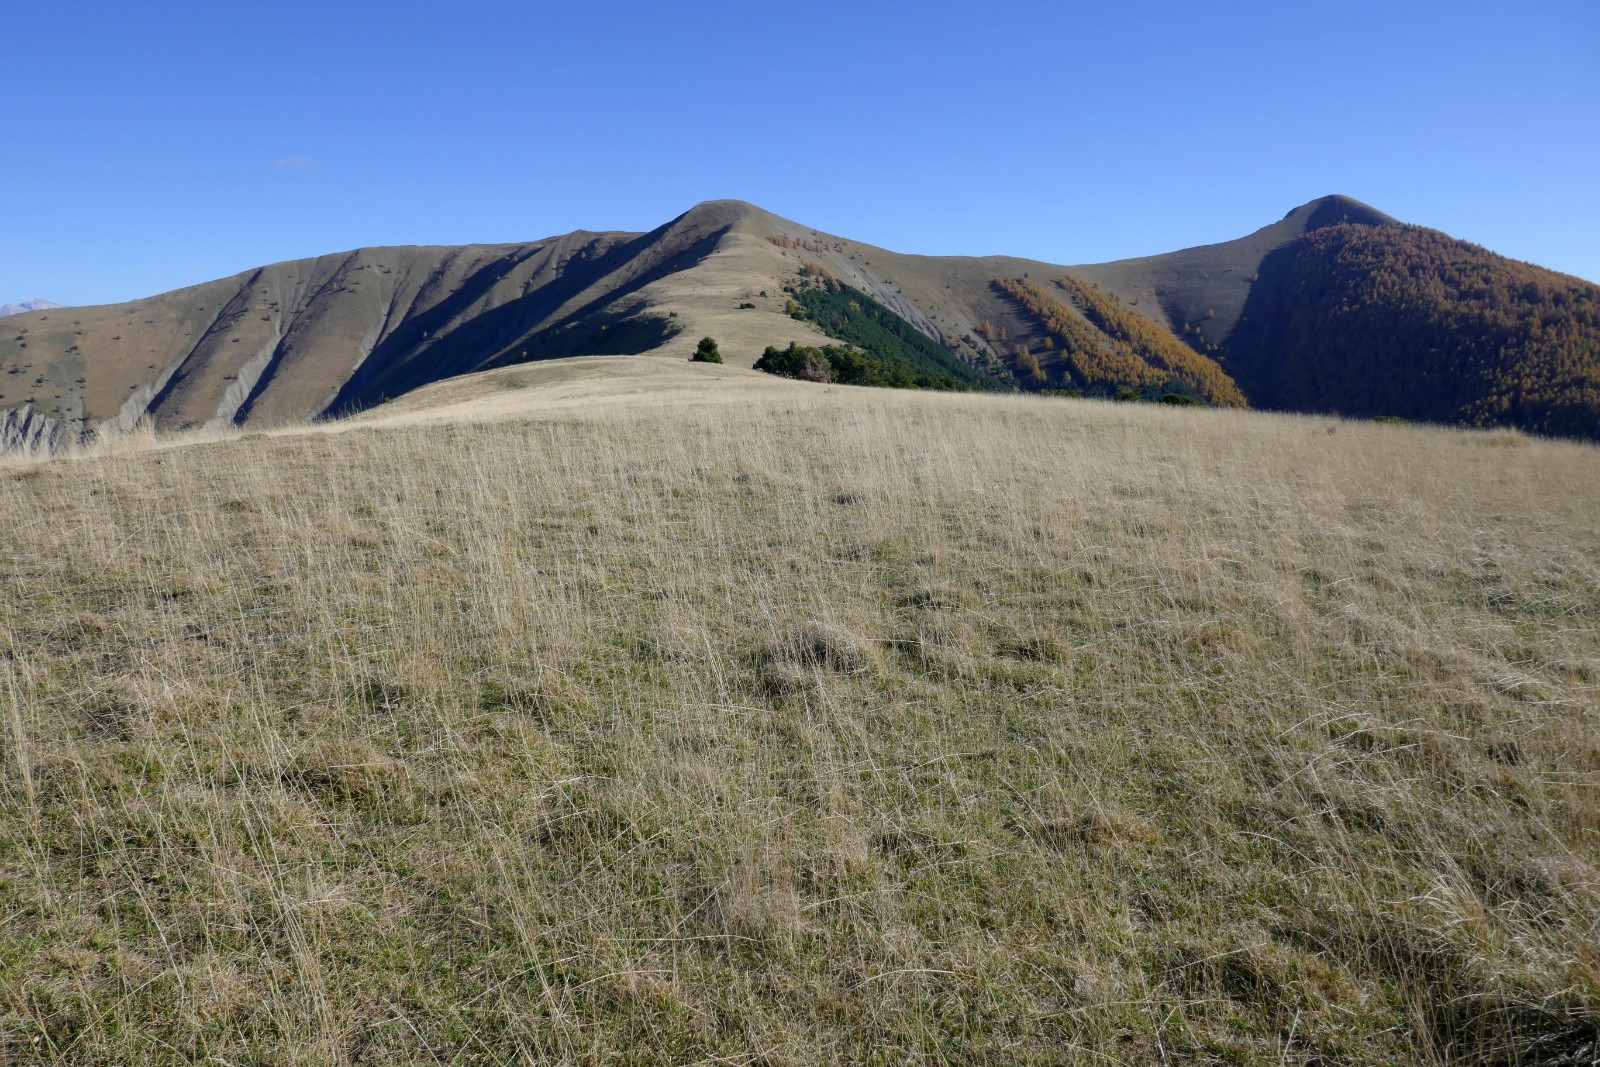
2,376,1598,1065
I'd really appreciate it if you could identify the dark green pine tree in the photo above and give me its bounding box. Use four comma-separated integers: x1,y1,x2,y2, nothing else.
691,336,723,364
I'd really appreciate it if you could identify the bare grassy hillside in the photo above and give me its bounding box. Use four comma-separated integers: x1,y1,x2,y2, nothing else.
2,362,1598,1064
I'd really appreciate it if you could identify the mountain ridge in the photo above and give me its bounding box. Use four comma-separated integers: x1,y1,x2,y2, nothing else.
0,297,60,317
4,195,1598,449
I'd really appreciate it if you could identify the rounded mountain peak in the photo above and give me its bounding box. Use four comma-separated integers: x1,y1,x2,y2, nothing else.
1285,194,1398,231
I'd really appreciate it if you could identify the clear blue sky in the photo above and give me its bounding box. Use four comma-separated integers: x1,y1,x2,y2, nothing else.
5,0,1597,306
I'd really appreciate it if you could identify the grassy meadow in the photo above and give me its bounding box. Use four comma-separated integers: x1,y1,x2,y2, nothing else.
2,371,1598,1064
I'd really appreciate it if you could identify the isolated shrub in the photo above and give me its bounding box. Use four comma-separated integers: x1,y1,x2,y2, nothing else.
1160,392,1205,406
691,336,723,363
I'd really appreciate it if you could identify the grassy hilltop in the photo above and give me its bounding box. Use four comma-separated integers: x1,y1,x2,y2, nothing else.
2,358,1599,1064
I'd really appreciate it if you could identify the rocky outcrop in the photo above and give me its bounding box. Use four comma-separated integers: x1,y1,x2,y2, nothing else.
0,405,65,454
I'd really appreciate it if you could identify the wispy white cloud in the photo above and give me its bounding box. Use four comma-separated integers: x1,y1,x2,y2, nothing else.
274,156,323,175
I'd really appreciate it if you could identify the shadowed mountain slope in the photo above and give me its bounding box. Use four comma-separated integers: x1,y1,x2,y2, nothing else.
1220,222,1600,434
1068,195,1399,351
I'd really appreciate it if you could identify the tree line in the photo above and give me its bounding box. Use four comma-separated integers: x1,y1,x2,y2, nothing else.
993,277,1246,406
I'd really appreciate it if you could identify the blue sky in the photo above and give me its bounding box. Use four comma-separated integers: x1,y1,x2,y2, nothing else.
5,0,1597,306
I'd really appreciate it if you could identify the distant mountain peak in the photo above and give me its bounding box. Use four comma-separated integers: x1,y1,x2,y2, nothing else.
669,198,784,234
690,198,763,213
0,298,61,317
1285,195,1398,230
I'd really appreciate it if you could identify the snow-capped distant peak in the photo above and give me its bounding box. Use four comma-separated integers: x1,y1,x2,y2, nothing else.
0,298,62,317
